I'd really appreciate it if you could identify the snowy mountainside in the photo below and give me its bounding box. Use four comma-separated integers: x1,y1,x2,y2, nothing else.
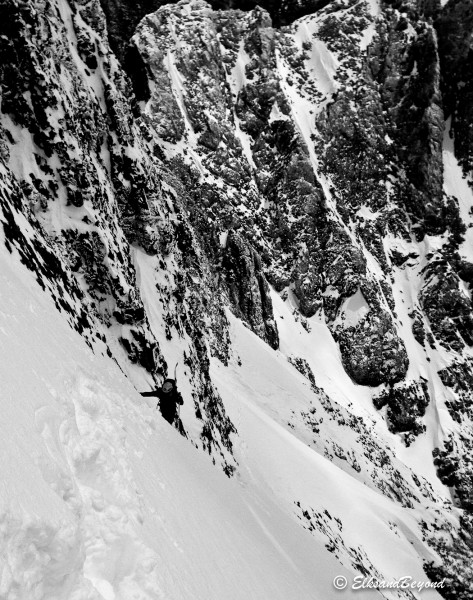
131,0,473,496
1,0,473,597
0,214,447,600
0,240,358,599
133,0,473,592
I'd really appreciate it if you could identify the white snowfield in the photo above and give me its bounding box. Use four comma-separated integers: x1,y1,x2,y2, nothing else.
0,228,448,600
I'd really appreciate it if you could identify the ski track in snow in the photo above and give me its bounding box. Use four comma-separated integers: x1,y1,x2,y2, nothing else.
211,308,445,600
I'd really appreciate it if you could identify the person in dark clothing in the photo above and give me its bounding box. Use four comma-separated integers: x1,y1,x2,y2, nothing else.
141,379,185,434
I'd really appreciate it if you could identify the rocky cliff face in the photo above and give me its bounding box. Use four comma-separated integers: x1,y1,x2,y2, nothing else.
0,0,238,473
2,0,473,595
436,0,473,174
132,0,473,592
132,0,437,404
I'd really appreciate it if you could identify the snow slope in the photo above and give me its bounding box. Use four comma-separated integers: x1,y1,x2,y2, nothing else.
0,228,364,599
212,304,450,599
0,200,450,599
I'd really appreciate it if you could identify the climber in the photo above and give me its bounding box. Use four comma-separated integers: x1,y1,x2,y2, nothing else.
141,379,185,435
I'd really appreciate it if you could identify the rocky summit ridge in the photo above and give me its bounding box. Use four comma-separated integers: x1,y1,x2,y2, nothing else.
2,0,473,596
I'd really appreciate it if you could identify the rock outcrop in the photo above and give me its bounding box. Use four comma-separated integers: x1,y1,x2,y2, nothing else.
222,230,279,348
436,0,473,174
